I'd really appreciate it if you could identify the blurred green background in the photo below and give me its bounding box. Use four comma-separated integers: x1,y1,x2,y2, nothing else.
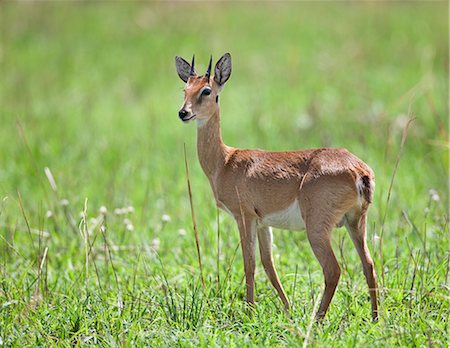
0,2,448,346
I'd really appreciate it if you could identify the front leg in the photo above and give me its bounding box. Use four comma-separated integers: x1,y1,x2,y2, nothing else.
236,214,257,305
257,226,290,310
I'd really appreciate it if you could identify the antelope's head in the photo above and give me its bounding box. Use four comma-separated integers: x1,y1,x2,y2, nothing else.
175,53,232,124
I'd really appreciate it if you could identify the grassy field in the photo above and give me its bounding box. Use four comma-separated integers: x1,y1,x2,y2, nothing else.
1,2,449,346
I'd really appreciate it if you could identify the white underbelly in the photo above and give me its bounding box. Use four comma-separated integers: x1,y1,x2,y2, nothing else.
259,199,305,231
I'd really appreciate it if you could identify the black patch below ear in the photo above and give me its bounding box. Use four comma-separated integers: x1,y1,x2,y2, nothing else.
216,95,219,103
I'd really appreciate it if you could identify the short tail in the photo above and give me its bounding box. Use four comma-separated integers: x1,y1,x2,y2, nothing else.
357,175,374,204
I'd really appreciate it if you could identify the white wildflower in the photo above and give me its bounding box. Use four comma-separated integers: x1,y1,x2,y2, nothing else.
372,234,381,244
151,238,160,251
178,228,187,237
45,210,53,219
161,214,171,223
114,207,130,215
99,206,108,215
428,189,440,202
126,223,134,231
60,199,69,207
126,206,135,213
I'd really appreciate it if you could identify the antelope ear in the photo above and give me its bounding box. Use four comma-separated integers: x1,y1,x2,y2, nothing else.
175,56,194,83
214,53,232,87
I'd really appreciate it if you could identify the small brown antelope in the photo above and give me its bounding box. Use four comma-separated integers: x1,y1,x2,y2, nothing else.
175,53,378,320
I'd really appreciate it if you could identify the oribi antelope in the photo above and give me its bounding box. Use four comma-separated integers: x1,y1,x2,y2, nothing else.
175,53,378,320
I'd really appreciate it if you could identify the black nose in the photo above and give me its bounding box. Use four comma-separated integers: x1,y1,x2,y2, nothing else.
178,109,188,119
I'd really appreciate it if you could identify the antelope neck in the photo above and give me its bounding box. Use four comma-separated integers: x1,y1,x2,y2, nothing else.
196,109,229,178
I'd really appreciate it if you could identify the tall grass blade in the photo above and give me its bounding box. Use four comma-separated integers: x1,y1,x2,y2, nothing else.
183,144,206,290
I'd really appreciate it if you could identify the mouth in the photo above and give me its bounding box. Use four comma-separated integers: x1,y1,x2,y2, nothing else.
181,114,196,123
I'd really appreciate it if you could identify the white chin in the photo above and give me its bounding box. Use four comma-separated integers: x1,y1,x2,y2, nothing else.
196,118,208,128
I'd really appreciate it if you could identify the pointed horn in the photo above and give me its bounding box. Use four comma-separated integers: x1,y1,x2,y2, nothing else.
205,55,212,80
190,55,195,76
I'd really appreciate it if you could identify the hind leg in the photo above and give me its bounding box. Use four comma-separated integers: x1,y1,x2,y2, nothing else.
305,220,341,320
236,214,257,306
345,208,378,321
299,175,358,319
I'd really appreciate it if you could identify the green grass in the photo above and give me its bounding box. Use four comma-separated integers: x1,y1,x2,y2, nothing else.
0,2,448,346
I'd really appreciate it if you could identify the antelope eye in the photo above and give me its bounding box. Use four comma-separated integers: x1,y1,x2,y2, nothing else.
201,88,211,96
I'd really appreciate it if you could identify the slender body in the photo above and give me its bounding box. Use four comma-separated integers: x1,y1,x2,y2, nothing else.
175,53,378,320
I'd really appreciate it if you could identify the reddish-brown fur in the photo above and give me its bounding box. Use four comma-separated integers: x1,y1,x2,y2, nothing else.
175,53,378,320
